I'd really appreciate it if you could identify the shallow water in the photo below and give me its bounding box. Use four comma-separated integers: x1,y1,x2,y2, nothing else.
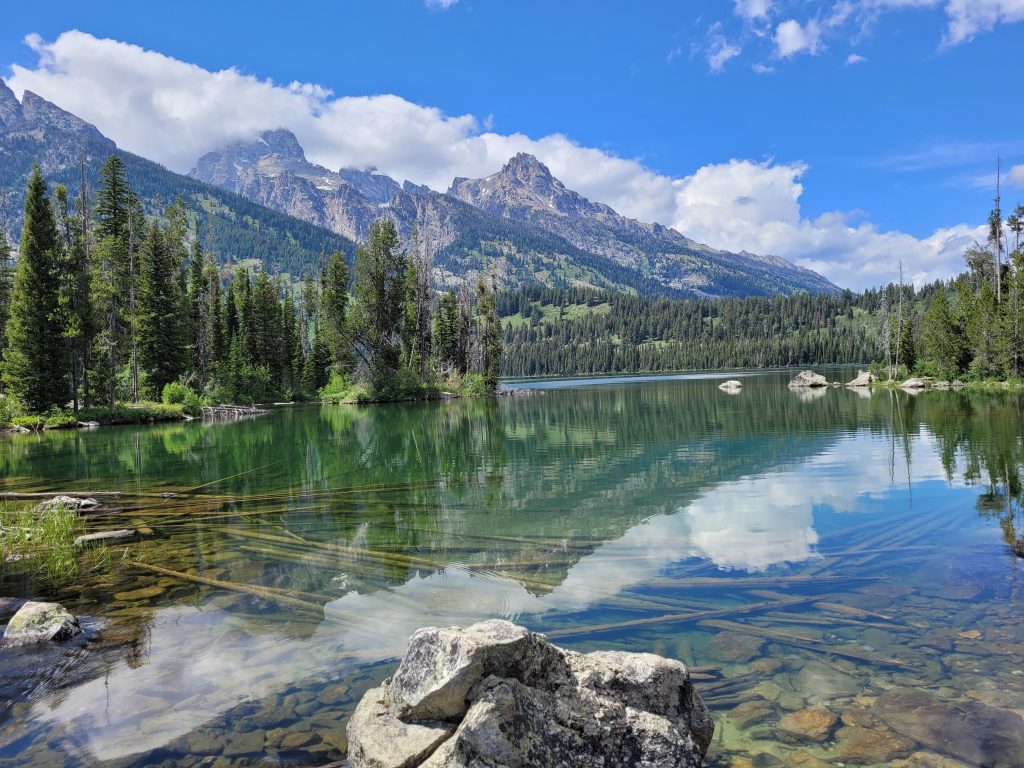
1,369,1023,767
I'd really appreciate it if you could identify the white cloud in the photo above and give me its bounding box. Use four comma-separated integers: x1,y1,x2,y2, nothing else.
705,29,743,72
774,18,824,57
5,31,985,290
846,52,867,64
752,61,777,73
425,0,459,8
735,0,772,21
1007,164,1024,187
943,0,1024,43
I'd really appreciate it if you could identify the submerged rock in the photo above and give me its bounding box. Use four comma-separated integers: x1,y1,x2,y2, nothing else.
1,601,82,647
874,687,1024,767
788,371,828,388
777,708,838,743
37,495,99,513
348,619,714,768
845,370,875,388
1012,539,1024,558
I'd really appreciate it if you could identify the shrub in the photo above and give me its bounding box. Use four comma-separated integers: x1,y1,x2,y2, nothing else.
43,414,79,430
0,394,26,427
162,381,205,416
12,415,45,431
78,401,186,425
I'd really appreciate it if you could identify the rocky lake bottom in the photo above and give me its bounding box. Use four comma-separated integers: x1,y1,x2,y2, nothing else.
1,369,1023,767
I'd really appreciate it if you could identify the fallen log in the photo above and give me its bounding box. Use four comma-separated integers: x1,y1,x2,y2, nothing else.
123,559,323,614
699,619,911,667
74,529,137,546
201,404,268,420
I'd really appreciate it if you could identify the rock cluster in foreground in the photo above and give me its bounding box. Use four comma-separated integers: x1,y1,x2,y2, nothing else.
1,601,81,647
347,619,714,768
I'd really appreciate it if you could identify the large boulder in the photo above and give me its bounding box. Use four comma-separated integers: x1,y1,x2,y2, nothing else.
718,380,743,393
845,370,875,388
1,601,82,647
788,371,828,388
899,377,934,390
348,620,713,768
37,495,100,513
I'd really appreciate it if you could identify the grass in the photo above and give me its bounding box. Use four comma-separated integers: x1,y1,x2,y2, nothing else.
0,500,81,585
78,401,187,425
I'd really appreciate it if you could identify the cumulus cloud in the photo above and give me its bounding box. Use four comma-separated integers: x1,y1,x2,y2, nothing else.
846,52,867,64
774,18,824,57
5,31,984,290
734,0,773,21
1007,164,1024,187
705,26,743,72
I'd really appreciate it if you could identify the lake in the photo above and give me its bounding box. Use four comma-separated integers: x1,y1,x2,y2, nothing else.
2,369,1023,767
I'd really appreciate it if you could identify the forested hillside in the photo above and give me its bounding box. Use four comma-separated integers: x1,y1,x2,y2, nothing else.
497,284,930,377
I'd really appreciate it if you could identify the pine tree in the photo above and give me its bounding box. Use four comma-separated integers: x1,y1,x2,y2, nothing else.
188,240,210,384
137,222,186,397
321,250,350,369
476,275,502,391
54,184,93,412
0,188,16,389
351,220,407,384
91,155,135,409
435,289,460,372
919,288,963,379
2,166,68,411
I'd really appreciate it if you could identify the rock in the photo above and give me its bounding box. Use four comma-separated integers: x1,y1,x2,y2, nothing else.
833,724,914,764
846,370,875,388
37,495,99,512
705,631,764,663
114,585,164,601
899,377,934,390
74,529,137,546
777,708,838,743
0,596,26,618
348,619,714,768
951,380,966,389
788,371,828,388
792,661,861,705
1,601,82,647
348,685,455,768
874,688,1024,767
933,380,951,390
718,380,743,393
730,699,775,728
1011,538,1024,558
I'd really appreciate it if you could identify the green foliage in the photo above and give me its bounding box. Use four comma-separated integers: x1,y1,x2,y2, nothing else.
0,393,24,426
43,413,79,429
0,500,80,585
352,220,408,382
12,415,45,430
161,381,204,415
2,166,69,411
138,222,187,397
459,372,491,398
78,401,186,424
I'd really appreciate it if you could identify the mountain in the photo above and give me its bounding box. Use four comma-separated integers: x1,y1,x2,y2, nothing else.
0,81,355,279
449,153,837,297
192,131,838,297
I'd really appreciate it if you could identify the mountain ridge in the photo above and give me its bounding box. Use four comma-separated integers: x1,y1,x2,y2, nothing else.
191,129,838,298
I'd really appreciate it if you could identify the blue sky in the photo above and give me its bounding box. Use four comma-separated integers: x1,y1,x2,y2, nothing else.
2,0,1022,289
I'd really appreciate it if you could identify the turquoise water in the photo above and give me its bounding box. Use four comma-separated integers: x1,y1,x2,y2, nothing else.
1,369,1023,767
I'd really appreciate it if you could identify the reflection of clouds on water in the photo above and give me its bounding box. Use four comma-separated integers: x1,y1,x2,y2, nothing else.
30,431,954,763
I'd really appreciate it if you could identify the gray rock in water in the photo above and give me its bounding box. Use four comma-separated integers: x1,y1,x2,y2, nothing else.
874,688,1024,767
348,619,713,768
899,377,934,390
788,370,828,388
37,495,99,513
846,370,876,388
1,601,82,647
718,380,743,393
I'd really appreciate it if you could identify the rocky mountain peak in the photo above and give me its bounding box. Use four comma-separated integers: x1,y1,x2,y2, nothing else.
258,128,306,161
503,152,554,184
0,79,23,127
20,91,98,135
338,166,401,205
